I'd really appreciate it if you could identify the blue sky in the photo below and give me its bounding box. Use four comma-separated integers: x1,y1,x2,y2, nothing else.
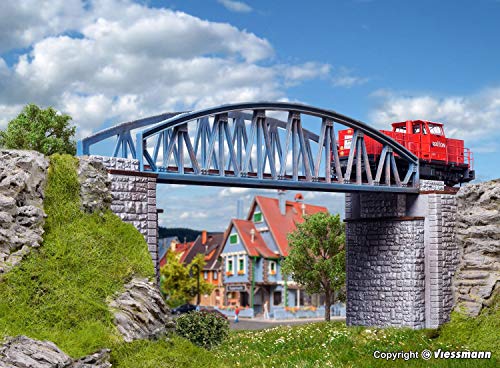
0,0,499,230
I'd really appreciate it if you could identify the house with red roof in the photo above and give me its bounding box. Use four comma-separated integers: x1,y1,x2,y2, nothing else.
219,192,328,314
181,231,225,307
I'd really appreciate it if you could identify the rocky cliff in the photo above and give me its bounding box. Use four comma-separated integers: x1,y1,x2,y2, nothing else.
0,150,48,274
0,152,171,367
453,179,500,316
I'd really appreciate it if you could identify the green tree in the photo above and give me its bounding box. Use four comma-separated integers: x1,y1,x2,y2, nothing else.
0,104,76,155
282,212,346,321
160,251,214,308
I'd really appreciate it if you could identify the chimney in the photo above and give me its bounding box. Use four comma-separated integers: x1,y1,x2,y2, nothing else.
236,199,244,219
202,230,207,245
250,229,255,243
278,190,286,215
301,202,306,216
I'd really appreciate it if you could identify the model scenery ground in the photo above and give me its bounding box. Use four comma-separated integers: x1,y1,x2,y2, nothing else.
0,154,497,367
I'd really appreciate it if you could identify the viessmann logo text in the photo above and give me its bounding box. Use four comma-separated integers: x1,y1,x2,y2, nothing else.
373,349,492,361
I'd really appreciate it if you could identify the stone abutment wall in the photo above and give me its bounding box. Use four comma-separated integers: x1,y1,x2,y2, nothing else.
345,181,460,329
82,156,159,276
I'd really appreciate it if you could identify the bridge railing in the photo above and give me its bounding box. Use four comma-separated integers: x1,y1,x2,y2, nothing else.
133,102,419,193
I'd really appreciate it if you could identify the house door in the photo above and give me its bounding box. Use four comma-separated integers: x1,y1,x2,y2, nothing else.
240,292,249,307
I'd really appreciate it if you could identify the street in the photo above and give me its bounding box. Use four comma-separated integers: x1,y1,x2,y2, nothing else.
229,317,346,330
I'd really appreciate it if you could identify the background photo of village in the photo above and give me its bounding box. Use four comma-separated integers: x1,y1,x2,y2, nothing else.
158,192,346,320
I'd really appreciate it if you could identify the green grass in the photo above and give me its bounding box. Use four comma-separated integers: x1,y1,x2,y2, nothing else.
110,336,219,368
0,154,154,357
212,298,499,368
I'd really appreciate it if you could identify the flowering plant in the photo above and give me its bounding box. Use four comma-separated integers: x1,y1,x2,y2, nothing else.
237,270,245,275
269,270,276,275
225,271,233,276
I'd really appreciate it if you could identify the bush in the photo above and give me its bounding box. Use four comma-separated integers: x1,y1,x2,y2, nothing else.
175,311,229,350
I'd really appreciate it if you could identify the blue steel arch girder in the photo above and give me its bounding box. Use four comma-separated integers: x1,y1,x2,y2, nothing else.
134,102,419,193
77,112,184,158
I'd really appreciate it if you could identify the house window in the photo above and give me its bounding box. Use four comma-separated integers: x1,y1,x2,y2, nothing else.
203,271,208,280
238,257,245,275
269,261,277,275
227,259,233,273
273,291,282,306
253,211,263,223
213,271,218,280
229,233,238,245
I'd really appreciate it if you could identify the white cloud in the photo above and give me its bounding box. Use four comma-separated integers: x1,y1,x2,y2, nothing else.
0,104,24,129
369,88,500,152
332,67,369,88
0,0,88,52
179,211,208,220
217,0,253,13
281,62,332,87
219,187,254,197
0,0,340,136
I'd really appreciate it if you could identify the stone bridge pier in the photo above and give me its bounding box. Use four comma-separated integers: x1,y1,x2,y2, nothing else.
345,180,458,329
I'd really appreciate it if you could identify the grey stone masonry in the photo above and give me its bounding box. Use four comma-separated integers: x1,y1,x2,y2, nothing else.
345,180,459,329
423,193,459,328
84,156,159,276
346,219,425,328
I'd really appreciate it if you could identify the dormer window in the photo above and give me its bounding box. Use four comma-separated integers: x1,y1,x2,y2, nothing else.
229,233,238,245
253,211,263,223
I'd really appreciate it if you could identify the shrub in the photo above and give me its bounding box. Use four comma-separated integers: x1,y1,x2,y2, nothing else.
176,311,229,350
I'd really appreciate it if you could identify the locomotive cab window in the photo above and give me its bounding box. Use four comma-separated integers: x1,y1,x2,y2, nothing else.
412,123,421,134
428,124,444,136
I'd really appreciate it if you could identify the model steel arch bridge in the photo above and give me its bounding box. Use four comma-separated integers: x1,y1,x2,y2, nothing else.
77,102,419,193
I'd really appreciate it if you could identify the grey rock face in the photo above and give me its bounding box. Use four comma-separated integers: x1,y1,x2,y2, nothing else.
109,277,173,342
0,336,71,368
0,336,112,368
453,179,500,316
77,158,112,213
71,350,111,368
0,150,48,274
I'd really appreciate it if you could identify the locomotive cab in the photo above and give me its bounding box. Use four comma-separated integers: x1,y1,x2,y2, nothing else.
337,119,475,187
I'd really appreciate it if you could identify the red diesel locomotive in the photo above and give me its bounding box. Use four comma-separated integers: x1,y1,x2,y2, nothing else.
338,120,474,187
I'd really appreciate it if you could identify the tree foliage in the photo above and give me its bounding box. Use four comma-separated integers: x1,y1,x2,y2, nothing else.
281,212,346,321
0,104,76,155
160,251,214,308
